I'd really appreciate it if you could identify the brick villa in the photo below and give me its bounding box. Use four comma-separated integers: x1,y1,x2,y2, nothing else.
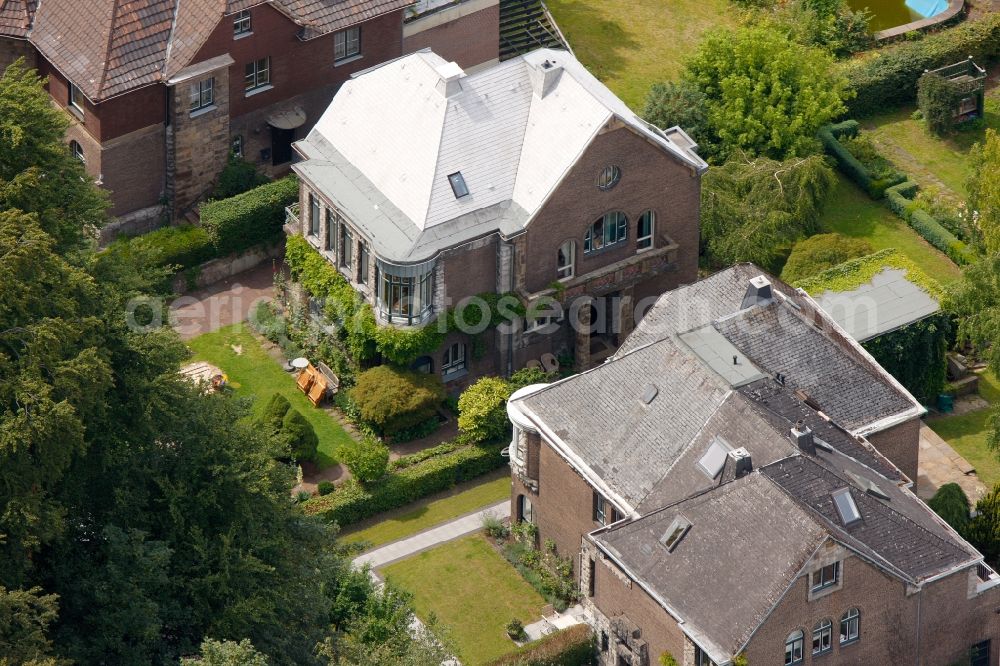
506,265,1000,666
288,47,706,388
0,0,500,223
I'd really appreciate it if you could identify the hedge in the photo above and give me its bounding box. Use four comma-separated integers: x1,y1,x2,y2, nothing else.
200,174,298,256
885,181,971,264
843,13,1000,117
112,224,215,269
819,121,905,199
486,624,596,666
301,441,506,526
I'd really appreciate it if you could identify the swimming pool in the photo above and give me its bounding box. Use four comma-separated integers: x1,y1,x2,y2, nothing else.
846,0,949,32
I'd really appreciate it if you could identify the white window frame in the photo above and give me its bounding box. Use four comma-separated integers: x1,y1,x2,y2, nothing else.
340,223,353,269
69,140,85,163
358,242,369,285
244,57,270,92
584,212,628,254
557,240,575,280
810,562,840,592
839,608,859,644
231,134,244,157
785,630,804,665
334,26,361,62
68,83,84,113
233,9,252,36
812,619,833,655
189,77,214,112
637,210,654,251
442,342,466,377
309,194,320,237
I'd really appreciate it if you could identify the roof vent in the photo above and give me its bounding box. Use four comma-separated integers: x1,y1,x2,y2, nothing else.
528,57,563,98
659,515,691,552
697,438,730,479
740,275,774,310
641,383,658,405
434,61,466,97
729,447,752,478
832,487,862,526
791,423,815,455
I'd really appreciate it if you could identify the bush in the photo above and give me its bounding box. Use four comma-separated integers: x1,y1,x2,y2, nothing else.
340,436,390,484
641,80,709,148
843,14,1000,117
261,393,291,432
213,153,269,199
200,175,298,257
483,514,510,540
509,367,551,391
281,408,318,462
783,233,874,283
885,181,971,264
317,480,336,496
458,377,514,443
506,619,526,641
818,123,906,199
487,624,595,666
928,482,971,533
350,366,445,436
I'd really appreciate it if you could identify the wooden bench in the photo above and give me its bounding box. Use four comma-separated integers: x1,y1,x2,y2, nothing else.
295,361,340,406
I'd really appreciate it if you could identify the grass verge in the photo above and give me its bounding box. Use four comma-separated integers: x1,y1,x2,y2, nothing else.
186,323,354,467
382,534,545,665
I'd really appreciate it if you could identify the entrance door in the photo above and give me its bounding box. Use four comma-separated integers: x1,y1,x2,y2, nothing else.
270,126,294,165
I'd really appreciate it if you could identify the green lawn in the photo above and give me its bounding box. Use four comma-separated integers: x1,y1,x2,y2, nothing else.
928,372,1000,489
818,175,963,284
343,474,510,551
186,324,353,467
383,534,545,665
546,0,738,110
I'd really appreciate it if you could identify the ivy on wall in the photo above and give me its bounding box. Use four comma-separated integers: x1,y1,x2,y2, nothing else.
863,312,951,404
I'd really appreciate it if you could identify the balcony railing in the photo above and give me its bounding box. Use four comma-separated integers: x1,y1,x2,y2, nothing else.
284,202,300,230
976,562,1000,594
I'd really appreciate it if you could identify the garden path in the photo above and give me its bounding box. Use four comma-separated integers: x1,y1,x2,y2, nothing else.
170,262,278,340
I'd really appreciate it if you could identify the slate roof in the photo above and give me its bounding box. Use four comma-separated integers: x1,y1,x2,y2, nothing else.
293,48,707,263
8,0,412,101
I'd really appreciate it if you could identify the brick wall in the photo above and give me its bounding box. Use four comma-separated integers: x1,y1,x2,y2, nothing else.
867,416,920,482
99,125,167,217
403,0,499,70
171,65,231,213
0,37,35,72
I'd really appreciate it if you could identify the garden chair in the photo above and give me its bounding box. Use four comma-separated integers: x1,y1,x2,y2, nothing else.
307,375,328,407
296,367,315,394
540,353,559,374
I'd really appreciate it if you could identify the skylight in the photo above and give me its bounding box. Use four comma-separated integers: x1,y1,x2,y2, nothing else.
832,488,862,526
697,438,729,479
448,172,469,198
641,384,658,405
659,516,691,552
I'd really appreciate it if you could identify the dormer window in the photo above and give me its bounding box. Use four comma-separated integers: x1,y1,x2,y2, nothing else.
448,172,469,198
234,10,251,36
810,561,840,592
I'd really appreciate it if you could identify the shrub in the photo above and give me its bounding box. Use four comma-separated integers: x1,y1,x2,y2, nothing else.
388,417,441,444
108,224,215,270
506,619,526,641
509,367,551,391
843,14,1000,117
200,174,298,257
487,624,595,666
483,514,510,540
458,376,514,443
213,153,269,199
340,436,390,484
281,408,318,462
928,482,971,532
783,233,874,283
641,80,709,149
659,653,680,666
350,366,445,436
261,392,291,432
317,480,336,496
818,123,905,199
917,71,967,136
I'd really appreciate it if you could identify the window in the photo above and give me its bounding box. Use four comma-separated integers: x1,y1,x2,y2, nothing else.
597,165,621,190
378,269,433,324
232,134,244,158
233,9,251,35
659,516,691,552
412,356,433,374
448,172,469,198
832,487,862,526
324,210,335,252
189,77,214,111
334,26,361,61
244,57,270,92
594,492,608,525
811,562,840,592
812,619,833,655
637,210,654,250
442,342,466,376
839,608,859,645
584,212,628,254
785,630,804,665
600,631,609,652
309,194,320,236
693,646,717,666
68,83,84,113
359,243,369,285
518,495,533,523
69,140,84,163
971,640,991,666
340,224,353,269
557,240,575,280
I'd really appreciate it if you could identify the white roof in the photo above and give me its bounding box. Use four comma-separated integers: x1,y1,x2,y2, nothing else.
302,48,706,239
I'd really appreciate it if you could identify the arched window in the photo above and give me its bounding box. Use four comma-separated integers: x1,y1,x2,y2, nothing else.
69,140,84,163
596,165,621,191
812,619,833,655
584,212,628,254
637,210,655,250
840,608,860,644
557,240,575,280
518,495,533,523
784,630,804,665
442,342,466,377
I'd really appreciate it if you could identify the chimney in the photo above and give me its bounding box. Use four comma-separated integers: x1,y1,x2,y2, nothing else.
791,422,815,455
528,57,563,98
729,447,752,478
740,275,773,310
434,61,466,98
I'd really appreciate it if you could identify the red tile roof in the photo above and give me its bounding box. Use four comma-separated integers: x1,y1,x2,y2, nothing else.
0,0,36,39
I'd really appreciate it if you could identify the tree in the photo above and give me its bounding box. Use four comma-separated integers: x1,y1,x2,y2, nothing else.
782,233,873,284
181,639,269,666
642,81,709,149
0,586,60,664
458,376,514,443
262,393,291,431
968,129,1000,255
340,437,390,484
928,483,971,533
947,254,1000,383
281,408,319,462
701,153,836,269
350,366,445,436
965,484,1000,566
684,26,850,161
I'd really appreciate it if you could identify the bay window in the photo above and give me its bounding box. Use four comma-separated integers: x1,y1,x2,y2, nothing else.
376,259,434,325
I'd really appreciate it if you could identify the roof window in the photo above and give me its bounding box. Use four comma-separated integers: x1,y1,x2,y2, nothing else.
697,438,730,479
659,515,691,552
641,383,658,405
832,488,862,526
448,172,469,198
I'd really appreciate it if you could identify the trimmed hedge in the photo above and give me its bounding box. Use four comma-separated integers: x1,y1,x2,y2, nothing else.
843,14,1000,117
118,224,215,269
819,121,905,199
487,624,596,666
885,181,971,264
200,174,298,256
301,441,506,526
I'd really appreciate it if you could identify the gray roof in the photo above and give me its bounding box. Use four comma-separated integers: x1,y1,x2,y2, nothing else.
815,268,940,342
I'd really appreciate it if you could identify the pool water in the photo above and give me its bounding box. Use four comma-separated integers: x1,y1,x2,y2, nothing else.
847,0,948,31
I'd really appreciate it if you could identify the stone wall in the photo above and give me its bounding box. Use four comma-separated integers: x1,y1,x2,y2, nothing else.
171,65,231,215
172,241,284,293
867,416,921,483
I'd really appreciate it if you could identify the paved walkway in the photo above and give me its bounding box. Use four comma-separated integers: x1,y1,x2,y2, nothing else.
916,424,987,504
169,262,278,340
353,500,509,570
